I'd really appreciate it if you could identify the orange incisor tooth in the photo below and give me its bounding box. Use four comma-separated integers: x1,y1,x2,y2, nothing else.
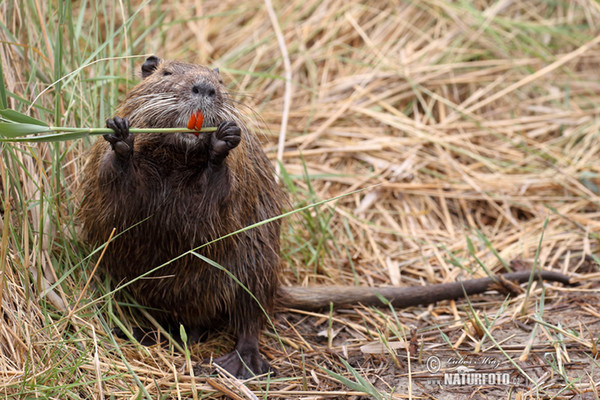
194,110,204,130
187,113,196,130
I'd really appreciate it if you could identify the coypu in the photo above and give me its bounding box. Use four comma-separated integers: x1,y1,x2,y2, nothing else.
79,55,283,378
78,56,574,379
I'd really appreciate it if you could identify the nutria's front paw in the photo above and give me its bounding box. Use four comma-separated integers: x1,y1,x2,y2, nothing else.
104,116,134,160
209,121,241,164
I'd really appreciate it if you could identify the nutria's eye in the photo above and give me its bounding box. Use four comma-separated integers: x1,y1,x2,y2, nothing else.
162,70,173,76
218,79,224,85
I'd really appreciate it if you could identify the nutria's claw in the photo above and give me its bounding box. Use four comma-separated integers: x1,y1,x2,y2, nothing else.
209,121,241,164
104,116,134,159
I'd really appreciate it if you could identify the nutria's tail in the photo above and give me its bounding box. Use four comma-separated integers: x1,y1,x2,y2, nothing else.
277,270,575,311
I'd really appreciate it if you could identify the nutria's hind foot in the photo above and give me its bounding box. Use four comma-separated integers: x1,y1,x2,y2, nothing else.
209,121,241,164
214,333,273,379
104,116,134,159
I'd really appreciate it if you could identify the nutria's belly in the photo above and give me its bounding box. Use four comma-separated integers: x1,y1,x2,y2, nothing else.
107,244,238,328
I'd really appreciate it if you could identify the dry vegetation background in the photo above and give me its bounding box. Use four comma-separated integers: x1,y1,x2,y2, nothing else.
1,0,600,398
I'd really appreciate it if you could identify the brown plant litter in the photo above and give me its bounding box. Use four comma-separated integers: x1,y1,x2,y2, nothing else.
1,0,599,398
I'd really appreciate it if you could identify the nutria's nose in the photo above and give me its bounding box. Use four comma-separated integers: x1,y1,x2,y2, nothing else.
192,82,216,98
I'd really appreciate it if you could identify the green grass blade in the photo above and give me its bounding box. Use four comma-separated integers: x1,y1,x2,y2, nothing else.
0,58,8,109
321,357,385,400
0,122,52,137
0,109,49,126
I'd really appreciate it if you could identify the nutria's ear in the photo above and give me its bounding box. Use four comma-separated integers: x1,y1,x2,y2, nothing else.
213,67,220,74
141,56,161,78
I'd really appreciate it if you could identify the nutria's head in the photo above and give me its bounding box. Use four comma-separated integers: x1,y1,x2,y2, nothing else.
116,56,243,144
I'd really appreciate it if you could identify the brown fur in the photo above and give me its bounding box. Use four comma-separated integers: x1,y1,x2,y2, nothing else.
78,57,284,377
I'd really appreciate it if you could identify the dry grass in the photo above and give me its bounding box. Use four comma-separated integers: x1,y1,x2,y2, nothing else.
1,0,600,398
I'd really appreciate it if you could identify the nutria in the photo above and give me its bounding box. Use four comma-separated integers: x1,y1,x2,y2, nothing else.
79,55,283,378
78,56,574,379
